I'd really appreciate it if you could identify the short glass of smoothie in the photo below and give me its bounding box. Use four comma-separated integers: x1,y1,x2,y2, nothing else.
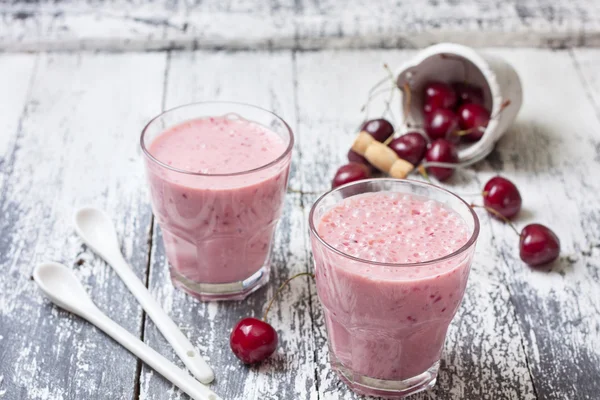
309,179,479,398
141,102,293,301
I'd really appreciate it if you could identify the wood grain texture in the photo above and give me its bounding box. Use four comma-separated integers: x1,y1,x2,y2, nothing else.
139,50,318,400
295,49,537,400
0,52,165,399
1,47,599,400
2,0,600,52
477,48,600,400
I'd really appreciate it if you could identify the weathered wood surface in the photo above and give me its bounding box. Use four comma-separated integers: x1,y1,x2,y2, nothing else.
2,0,600,52
139,51,317,400
0,52,166,398
1,48,599,400
295,50,537,400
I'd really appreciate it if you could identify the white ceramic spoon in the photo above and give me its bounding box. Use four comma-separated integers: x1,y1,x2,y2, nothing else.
73,207,214,384
33,262,221,400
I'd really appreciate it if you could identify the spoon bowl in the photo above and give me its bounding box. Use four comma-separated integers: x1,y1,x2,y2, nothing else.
74,207,121,259
33,262,220,400
34,262,97,315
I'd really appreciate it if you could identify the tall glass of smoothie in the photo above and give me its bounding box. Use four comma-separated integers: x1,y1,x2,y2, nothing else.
309,179,479,398
141,102,293,301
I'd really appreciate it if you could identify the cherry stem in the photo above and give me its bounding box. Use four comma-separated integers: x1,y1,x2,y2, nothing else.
401,81,412,128
470,204,520,236
360,85,396,113
417,165,431,182
287,187,320,195
262,272,315,322
382,63,397,121
455,126,484,136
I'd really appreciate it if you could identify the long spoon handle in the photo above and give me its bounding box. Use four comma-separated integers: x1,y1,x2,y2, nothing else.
106,253,214,384
86,308,220,400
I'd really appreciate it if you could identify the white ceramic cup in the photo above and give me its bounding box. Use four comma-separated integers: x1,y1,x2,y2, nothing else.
395,43,523,164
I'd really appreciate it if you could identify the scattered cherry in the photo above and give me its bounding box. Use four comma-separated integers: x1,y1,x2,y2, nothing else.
332,163,371,188
425,139,459,181
388,132,428,166
347,149,372,169
457,103,490,142
230,317,278,364
423,81,457,114
483,176,522,219
360,118,394,142
425,108,459,141
230,272,314,364
519,224,560,267
452,82,484,107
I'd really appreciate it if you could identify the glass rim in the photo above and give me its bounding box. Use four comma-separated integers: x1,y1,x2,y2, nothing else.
308,178,480,268
140,100,294,177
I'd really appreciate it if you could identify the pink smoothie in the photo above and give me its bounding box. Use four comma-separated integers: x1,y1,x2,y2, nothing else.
145,116,291,287
312,192,472,382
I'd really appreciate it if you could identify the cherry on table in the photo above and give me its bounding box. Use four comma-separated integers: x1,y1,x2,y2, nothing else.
360,118,394,142
388,132,428,166
425,108,459,141
452,82,484,107
422,81,457,114
425,139,459,181
483,176,522,219
230,317,278,364
519,224,560,267
332,163,371,188
457,103,490,142
229,272,313,364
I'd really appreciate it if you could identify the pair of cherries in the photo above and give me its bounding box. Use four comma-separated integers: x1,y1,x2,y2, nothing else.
423,81,490,143
230,177,560,366
482,177,560,267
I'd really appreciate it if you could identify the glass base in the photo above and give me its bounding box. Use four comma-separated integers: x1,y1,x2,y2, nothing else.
170,264,269,301
331,353,439,399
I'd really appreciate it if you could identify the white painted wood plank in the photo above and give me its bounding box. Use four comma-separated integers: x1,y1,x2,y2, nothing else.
140,50,317,400
0,54,36,201
476,48,600,400
2,0,600,51
295,49,537,399
0,52,166,399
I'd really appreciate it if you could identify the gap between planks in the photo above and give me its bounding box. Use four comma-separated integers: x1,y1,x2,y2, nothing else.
133,50,172,400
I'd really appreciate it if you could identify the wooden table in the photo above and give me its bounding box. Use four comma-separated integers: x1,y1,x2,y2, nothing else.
0,47,599,400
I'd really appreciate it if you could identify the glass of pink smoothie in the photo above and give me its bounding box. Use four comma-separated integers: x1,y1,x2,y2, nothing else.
141,102,293,301
309,179,479,398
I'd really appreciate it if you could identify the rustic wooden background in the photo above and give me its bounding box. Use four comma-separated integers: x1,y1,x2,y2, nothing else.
2,0,600,51
0,1,599,400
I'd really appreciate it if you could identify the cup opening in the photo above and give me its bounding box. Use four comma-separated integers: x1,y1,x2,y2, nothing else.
309,178,480,269
140,101,294,177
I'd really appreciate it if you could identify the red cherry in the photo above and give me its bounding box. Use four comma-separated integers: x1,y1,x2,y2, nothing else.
483,177,522,219
388,132,428,166
230,317,278,364
425,139,459,181
519,224,560,267
332,163,371,188
422,81,457,113
347,149,372,169
451,82,484,107
360,118,394,142
457,103,490,142
425,108,459,141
